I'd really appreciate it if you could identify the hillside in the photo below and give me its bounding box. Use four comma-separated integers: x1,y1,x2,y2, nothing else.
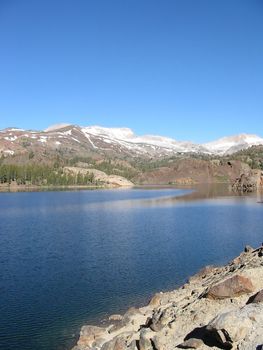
1,124,263,189
1,124,263,160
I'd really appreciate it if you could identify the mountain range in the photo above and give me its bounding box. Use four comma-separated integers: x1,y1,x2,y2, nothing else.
1,123,263,159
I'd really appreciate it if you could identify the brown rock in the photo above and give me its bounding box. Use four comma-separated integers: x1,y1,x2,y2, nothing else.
205,275,254,300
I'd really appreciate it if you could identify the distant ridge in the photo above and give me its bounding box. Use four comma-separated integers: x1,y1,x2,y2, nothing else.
1,123,263,158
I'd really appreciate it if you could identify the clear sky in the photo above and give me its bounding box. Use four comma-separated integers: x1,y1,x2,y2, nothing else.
0,0,262,142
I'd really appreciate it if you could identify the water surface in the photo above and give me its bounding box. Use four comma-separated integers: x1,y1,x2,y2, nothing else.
0,187,262,350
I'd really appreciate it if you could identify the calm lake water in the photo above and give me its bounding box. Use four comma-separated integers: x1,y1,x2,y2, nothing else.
0,187,263,350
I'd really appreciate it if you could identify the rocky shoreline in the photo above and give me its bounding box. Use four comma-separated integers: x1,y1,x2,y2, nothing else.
72,245,263,350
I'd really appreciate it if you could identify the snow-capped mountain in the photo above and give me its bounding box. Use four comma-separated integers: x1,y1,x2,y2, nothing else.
80,125,208,155
0,124,263,158
203,134,263,155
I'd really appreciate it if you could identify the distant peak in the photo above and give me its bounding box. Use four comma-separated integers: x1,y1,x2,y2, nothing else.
4,127,25,132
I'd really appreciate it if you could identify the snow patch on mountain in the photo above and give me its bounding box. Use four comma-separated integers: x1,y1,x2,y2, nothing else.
82,126,135,140
80,126,204,154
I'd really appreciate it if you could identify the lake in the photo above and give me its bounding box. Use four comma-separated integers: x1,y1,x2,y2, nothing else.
0,187,263,350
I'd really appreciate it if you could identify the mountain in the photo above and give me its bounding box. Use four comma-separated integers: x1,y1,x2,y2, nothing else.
1,124,263,160
203,134,263,155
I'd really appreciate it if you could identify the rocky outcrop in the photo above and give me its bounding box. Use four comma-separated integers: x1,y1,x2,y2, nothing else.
72,245,263,350
64,167,134,187
232,169,263,192
135,159,250,185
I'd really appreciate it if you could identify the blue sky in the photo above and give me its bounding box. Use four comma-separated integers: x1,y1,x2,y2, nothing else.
0,0,262,142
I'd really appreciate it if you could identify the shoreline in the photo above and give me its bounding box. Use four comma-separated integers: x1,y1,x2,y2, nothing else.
0,182,240,195
71,245,263,350
0,183,133,193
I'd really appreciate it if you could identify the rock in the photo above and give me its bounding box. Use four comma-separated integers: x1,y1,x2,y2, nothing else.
139,329,153,350
178,338,203,348
205,274,254,299
148,292,163,307
101,332,135,350
109,307,143,333
244,245,253,253
72,246,263,350
151,335,164,350
64,167,134,187
189,266,215,282
77,325,107,347
232,170,263,192
109,314,123,321
247,289,263,304
150,306,176,332
207,304,263,349
206,305,258,348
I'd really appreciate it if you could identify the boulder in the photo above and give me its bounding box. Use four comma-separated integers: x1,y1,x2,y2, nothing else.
205,275,254,300
77,325,107,347
206,312,251,348
206,304,263,348
150,306,176,332
139,329,153,350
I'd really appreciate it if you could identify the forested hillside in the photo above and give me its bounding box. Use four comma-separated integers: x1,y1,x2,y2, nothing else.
0,164,96,186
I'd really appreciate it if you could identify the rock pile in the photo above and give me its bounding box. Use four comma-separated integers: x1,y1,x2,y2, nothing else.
72,245,263,350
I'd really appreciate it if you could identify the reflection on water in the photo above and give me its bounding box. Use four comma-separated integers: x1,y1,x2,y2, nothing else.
130,184,259,207
0,186,262,350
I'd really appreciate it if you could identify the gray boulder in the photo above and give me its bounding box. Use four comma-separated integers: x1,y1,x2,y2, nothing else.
206,304,263,349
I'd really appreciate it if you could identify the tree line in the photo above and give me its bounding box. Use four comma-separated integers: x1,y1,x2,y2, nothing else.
0,164,96,186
